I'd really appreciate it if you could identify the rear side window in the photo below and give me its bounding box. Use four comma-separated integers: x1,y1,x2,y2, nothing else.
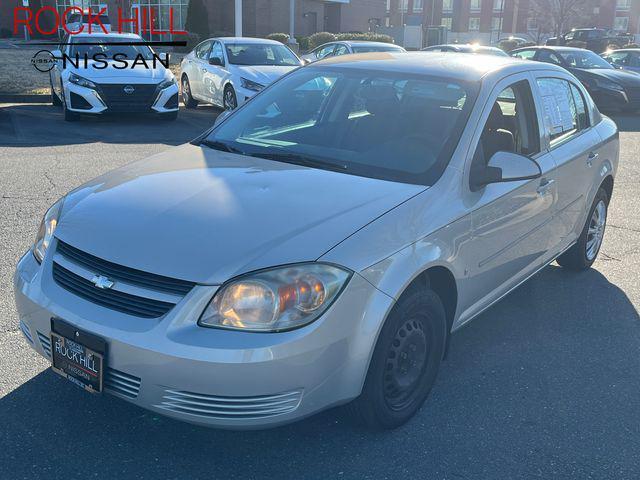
536,78,588,147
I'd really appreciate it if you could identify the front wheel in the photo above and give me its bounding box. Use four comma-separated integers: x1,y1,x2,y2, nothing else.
50,79,61,107
347,286,446,430
181,76,198,109
557,187,608,270
223,85,238,110
61,88,78,122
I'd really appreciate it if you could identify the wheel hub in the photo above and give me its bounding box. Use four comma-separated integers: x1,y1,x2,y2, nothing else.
383,319,428,409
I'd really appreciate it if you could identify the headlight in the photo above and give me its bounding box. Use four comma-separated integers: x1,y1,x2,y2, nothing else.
158,78,177,90
240,77,265,92
199,263,351,332
593,77,624,91
69,73,97,89
33,197,64,263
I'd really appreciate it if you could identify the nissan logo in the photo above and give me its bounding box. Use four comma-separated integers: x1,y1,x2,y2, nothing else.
123,85,135,94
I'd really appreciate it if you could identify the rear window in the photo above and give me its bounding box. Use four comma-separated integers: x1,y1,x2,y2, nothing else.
205,67,478,185
351,45,404,53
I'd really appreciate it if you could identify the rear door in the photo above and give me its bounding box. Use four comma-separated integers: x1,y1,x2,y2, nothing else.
533,74,601,248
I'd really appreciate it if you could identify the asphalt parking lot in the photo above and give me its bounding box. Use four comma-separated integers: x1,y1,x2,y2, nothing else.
1,103,639,480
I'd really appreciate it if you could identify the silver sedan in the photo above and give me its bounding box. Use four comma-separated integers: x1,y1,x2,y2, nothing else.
14,53,618,430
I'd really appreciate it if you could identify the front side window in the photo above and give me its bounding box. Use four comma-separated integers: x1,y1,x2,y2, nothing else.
315,44,337,59
334,44,349,56
195,40,213,59
602,51,629,67
472,80,540,175
210,42,224,63
205,67,478,185
536,77,587,147
538,49,562,65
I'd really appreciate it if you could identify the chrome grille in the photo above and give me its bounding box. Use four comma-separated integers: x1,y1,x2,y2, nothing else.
52,263,174,318
156,389,303,420
37,331,51,357
105,368,141,398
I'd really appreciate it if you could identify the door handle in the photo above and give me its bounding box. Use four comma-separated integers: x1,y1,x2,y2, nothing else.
536,178,555,195
587,151,598,167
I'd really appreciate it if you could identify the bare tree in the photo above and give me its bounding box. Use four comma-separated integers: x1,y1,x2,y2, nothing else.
529,0,598,37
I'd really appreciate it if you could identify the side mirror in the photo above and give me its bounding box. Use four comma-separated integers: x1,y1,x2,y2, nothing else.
209,57,223,66
473,151,541,189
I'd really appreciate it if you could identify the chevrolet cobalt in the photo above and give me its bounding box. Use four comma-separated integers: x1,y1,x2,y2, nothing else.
15,53,618,429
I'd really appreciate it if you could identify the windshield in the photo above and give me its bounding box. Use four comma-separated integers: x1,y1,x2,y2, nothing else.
69,37,153,60
68,14,110,24
558,50,613,69
204,67,477,185
225,43,301,66
351,45,404,53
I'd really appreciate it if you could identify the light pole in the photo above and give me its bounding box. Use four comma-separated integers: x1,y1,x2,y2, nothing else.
235,0,242,36
288,0,298,50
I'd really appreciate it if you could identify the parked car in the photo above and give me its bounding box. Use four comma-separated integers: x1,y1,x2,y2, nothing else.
601,48,640,74
50,32,179,121
15,53,617,430
180,37,302,110
511,46,640,112
301,40,406,63
421,44,508,56
545,28,632,53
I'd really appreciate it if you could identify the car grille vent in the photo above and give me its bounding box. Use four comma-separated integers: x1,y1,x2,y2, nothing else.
19,320,34,344
155,389,303,420
105,368,141,399
37,331,51,357
96,83,158,113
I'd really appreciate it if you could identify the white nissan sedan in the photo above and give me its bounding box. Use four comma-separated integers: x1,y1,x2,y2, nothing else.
180,37,302,110
50,32,179,121
15,53,617,430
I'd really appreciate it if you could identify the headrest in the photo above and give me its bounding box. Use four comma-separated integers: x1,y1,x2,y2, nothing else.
360,85,399,116
485,102,505,130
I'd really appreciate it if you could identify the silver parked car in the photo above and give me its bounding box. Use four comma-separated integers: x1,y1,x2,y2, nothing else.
301,40,406,63
601,48,640,74
15,53,618,430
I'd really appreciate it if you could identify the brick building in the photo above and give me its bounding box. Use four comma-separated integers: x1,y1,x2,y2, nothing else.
385,0,640,44
1,0,385,39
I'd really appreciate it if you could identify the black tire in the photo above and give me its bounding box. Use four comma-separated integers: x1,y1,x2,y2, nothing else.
557,187,609,271
223,84,238,110
347,286,446,430
181,75,198,109
50,79,62,107
160,111,178,121
61,88,79,122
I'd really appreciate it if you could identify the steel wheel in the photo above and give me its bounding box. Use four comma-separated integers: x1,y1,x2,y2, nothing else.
586,200,606,261
223,86,237,110
383,319,429,411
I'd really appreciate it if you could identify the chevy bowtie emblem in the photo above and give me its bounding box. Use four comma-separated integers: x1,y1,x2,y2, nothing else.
123,85,135,94
91,274,114,290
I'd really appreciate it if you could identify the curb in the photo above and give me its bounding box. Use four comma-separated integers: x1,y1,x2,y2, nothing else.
0,95,49,103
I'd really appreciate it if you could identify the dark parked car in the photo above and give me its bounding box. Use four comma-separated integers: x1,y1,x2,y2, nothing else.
511,46,640,112
546,28,632,53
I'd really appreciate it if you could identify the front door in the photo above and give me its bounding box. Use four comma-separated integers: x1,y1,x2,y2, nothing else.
461,74,559,317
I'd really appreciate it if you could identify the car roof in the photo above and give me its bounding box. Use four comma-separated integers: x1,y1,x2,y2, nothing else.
429,44,502,51
312,51,565,81
70,32,139,39
215,37,283,45
342,41,403,47
515,46,590,52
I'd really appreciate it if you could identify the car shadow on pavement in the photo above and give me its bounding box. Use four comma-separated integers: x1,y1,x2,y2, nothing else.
1,264,639,479
0,103,221,147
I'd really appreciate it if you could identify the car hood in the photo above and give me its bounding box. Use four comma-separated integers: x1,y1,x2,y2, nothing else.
70,60,170,83
233,65,298,86
577,68,640,86
56,144,424,284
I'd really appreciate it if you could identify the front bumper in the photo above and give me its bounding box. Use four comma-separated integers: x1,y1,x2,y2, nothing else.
14,249,393,429
64,81,180,115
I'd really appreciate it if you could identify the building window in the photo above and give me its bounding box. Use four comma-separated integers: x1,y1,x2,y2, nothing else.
491,17,503,31
469,17,480,31
616,0,631,11
527,17,538,30
441,16,452,30
493,0,504,12
470,0,481,12
613,16,629,31
442,0,453,13
413,0,424,13
399,0,408,13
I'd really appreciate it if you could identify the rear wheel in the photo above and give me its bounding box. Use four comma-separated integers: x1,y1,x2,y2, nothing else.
181,75,198,109
223,84,238,110
348,286,446,430
557,187,608,270
50,78,61,107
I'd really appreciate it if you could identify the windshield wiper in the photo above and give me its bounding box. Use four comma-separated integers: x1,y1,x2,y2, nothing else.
249,152,348,172
200,139,244,155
